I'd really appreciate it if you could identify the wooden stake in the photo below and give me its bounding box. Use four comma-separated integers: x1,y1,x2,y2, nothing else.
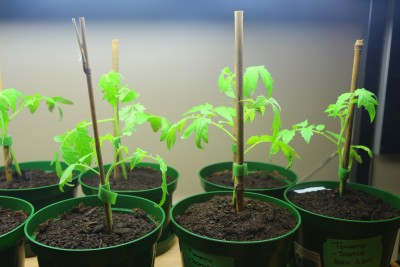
0,72,13,182
234,11,245,212
341,39,363,194
111,39,122,180
73,17,113,233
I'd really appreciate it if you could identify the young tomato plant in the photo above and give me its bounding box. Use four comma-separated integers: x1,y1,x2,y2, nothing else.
161,65,300,168
0,88,72,182
288,88,378,195
53,71,168,204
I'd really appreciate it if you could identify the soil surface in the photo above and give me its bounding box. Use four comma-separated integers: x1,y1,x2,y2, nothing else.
83,166,174,191
35,203,157,249
0,170,60,189
287,187,400,221
206,169,288,189
0,207,28,235
175,195,297,241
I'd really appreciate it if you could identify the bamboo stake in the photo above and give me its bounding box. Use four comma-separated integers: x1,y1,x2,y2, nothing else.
111,39,124,180
234,11,245,212
0,72,13,182
73,17,113,233
340,39,363,195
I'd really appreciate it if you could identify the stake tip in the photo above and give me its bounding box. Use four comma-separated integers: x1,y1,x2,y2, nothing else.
355,39,363,50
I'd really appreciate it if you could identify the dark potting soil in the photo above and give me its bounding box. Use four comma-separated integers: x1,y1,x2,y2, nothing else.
287,187,400,221
206,169,288,189
35,203,157,249
83,166,174,191
175,195,297,241
0,207,28,235
0,170,60,189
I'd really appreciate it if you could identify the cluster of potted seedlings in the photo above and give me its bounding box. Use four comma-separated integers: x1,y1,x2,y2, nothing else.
1,12,399,267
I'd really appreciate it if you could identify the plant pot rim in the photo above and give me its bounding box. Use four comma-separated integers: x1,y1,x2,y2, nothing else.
0,195,34,248
199,161,297,191
24,194,165,252
79,162,179,194
171,190,301,245
0,161,78,193
284,180,400,224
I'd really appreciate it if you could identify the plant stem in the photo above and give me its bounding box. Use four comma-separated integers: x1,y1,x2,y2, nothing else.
111,39,127,180
340,39,363,195
74,17,113,233
0,72,13,182
234,11,245,213
9,148,21,176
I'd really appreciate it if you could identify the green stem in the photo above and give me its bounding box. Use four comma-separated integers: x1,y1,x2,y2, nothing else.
9,147,21,176
209,120,236,142
112,106,127,179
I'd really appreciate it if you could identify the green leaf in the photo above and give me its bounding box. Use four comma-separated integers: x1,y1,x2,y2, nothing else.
300,125,314,144
316,124,326,131
354,88,378,123
119,87,138,103
148,116,163,132
130,148,147,170
293,120,308,129
327,92,352,118
59,164,76,192
0,89,22,112
280,129,296,144
24,94,42,113
183,103,213,116
156,155,168,206
99,71,121,107
258,66,274,98
243,66,259,98
213,106,235,124
352,145,373,158
218,67,236,98
246,135,272,145
195,118,209,149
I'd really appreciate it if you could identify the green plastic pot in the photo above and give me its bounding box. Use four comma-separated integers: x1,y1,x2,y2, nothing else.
0,161,79,257
284,181,400,267
199,161,297,200
171,191,301,267
24,194,165,267
79,162,179,255
0,161,79,210
0,196,34,267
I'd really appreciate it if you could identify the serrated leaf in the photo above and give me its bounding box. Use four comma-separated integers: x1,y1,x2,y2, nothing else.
354,88,378,123
99,71,121,107
258,66,274,98
316,124,326,131
327,92,352,118
130,148,147,170
0,89,22,112
213,106,235,124
300,125,314,144
218,67,236,98
119,87,138,103
293,120,308,129
243,66,259,98
183,103,213,116
59,164,76,192
280,129,296,144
